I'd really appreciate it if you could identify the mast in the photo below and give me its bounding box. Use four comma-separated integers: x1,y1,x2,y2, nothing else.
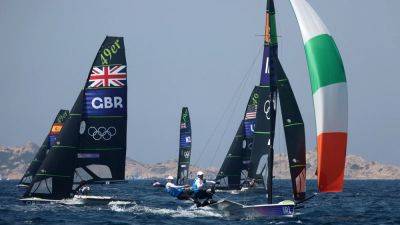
264,0,278,204
249,0,278,204
176,107,192,185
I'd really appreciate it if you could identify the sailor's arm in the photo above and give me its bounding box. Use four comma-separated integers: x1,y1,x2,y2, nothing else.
205,180,216,185
170,183,185,189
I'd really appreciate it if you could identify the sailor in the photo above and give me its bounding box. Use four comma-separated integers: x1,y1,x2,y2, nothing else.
165,175,191,200
77,181,90,195
191,171,216,207
152,180,165,188
248,178,256,188
243,178,256,188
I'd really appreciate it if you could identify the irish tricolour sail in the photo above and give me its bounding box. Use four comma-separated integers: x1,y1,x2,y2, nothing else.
290,0,348,192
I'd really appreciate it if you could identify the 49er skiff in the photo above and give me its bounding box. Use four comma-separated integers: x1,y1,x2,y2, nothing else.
20,37,130,205
210,0,347,218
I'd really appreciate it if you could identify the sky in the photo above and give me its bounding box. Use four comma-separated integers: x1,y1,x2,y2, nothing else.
0,0,399,167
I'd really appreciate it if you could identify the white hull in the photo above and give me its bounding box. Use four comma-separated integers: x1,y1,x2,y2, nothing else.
208,199,295,218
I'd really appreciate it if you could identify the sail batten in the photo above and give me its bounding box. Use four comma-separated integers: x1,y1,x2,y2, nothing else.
290,0,348,192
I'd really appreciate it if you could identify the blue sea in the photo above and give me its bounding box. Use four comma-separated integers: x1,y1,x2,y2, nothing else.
0,180,399,225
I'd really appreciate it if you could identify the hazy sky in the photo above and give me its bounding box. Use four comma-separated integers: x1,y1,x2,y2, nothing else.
1,0,399,167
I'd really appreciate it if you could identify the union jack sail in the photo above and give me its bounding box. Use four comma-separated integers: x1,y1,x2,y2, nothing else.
88,65,127,88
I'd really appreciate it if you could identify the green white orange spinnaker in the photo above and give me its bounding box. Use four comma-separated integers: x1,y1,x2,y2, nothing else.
290,0,348,192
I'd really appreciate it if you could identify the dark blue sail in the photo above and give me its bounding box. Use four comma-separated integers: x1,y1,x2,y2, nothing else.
176,107,192,185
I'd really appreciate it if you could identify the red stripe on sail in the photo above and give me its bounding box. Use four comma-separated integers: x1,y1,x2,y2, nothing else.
317,132,347,192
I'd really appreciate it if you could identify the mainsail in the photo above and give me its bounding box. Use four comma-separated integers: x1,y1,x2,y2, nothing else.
215,87,260,190
249,0,278,204
176,107,192,185
24,37,128,199
290,0,348,192
242,87,260,181
19,110,69,187
215,122,244,190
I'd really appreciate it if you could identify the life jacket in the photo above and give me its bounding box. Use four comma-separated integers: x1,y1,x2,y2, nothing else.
191,178,206,193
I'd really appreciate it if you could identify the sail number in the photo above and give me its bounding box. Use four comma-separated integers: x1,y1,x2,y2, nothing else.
252,93,259,105
56,110,69,123
100,39,121,65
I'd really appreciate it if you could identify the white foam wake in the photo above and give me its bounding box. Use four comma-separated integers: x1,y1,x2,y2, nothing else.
109,203,223,218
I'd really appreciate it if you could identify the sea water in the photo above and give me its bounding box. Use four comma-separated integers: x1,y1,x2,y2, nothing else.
1,180,399,225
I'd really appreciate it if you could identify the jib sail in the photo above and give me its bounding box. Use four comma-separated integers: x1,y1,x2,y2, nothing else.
277,60,306,201
24,37,128,199
19,109,69,187
176,107,192,185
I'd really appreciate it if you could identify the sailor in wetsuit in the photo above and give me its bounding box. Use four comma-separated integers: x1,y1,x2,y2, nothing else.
191,171,216,207
164,175,191,200
77,181,90,195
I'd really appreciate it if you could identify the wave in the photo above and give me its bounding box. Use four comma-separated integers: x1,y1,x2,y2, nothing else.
109,203,223,218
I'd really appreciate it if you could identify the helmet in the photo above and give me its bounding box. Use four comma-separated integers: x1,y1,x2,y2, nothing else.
166,175,174,180
197,171,204,176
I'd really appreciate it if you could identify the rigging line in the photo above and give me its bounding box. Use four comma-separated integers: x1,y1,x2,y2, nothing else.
208,47,262,168
193,46,263,167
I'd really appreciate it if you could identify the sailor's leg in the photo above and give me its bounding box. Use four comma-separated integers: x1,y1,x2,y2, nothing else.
192,192,201,207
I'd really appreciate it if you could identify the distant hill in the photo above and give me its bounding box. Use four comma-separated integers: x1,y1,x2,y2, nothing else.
1,142,399,180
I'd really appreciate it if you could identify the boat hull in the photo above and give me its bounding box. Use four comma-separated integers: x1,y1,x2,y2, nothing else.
209,199,295,218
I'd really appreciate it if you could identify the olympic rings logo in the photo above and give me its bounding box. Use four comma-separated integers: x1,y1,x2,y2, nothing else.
264,100,271,120
184,151,190,159
88,126,116,141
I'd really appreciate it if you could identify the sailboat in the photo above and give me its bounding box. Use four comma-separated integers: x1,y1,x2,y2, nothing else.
210,0,347,218
176,107,192,185
215,0,306,201
18,109,70,188
20,36,129,204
